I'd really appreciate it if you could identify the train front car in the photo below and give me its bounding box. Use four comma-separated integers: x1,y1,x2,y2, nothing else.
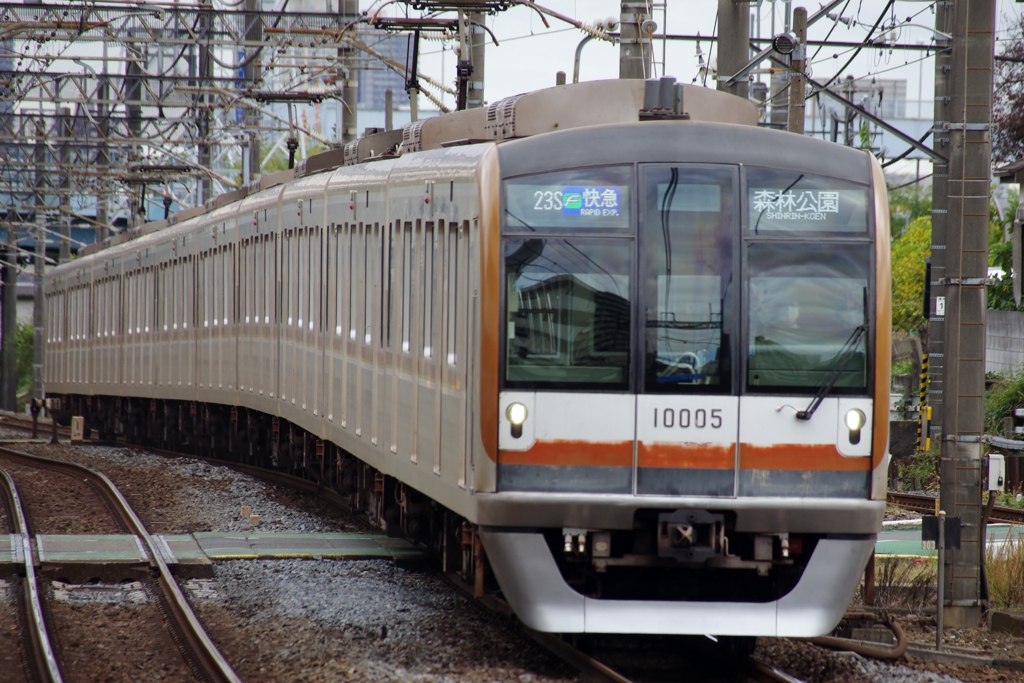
477,120,890,638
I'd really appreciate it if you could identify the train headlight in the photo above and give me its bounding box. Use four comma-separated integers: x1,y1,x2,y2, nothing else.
506,402,528,439
845,408,867,445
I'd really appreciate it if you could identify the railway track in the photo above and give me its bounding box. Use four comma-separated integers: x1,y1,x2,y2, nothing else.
888,491,1024,524
0,467,62,682
0,445,240,683
0,418,820,681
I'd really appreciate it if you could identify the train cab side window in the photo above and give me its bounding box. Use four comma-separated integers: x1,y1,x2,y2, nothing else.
746,168,869,234
503,237,631,390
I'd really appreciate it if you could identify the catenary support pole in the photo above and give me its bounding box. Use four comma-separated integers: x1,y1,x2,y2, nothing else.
466,11,486,109
928,0,953,448
787,7,806,134
716,0,750,99
339,0,359,144
58,107,71,264
197,1,213,204
937,0,996,629
1,229,17,412
619,1,652,79
32,118,45,404
245,0,262,183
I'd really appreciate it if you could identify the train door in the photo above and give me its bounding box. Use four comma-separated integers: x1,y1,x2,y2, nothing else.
635,164,739,497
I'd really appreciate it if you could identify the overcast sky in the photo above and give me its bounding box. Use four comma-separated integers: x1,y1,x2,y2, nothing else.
385,0,1024,110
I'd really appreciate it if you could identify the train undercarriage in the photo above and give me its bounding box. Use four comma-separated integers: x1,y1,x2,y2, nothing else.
49,393,488,594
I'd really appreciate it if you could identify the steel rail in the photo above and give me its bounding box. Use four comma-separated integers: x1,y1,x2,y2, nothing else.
0,467,63,683
526,630,635,683
0,446,242,683
747,657,811,683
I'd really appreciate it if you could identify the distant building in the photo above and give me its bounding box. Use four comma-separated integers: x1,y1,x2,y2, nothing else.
357,30,411,111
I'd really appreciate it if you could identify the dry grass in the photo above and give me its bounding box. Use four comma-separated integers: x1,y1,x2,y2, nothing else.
987,535,1024,609
870,556,937,611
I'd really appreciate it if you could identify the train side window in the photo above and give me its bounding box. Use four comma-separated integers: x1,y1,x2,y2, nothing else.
311,226,321,332
249,241,256,325
363,223,373,345
298,228,307,328
162,266,169,332
271,235,279,325
224,246,232,325
381,222,391,348
206,252,213,328
446,223,459,366
213,249,221,327
330,226,340,337
423,221,435,358
126,273,133,336
185,256,193,330
254,240,262,325
291,231,299,327
172,261,179,330
400,222,412,353
347,223,358,340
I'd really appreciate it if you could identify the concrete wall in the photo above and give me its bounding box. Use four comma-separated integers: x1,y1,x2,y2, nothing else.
987,310,1024,376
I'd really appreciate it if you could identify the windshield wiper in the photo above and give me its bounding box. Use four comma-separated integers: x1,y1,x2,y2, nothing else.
795,324,868,421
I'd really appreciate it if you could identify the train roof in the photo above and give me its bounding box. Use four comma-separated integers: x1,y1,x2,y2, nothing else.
496,119,874,182
78,78,759,259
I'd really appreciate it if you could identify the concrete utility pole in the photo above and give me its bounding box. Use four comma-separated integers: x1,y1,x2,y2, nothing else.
58,107,71,263
96,52,110,243
197,1,213,204
786,7,807,135
125,44,144,217
466,11,486,109
936,0,996,629
339,0,359,144
1,230,15,412
619,1,653,79
32,118,46,404
928,1,953,443
716,0,750,99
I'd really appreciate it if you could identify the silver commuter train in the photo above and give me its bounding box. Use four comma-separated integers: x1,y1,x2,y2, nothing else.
45,78,891,638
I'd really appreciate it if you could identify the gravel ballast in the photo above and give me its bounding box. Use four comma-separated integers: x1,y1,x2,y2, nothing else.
3,435,1022,682
188,558,580,682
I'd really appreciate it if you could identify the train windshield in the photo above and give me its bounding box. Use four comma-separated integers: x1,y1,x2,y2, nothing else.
746,244,869,393
642,166,734,393
504,238,632,390
500,165,871,395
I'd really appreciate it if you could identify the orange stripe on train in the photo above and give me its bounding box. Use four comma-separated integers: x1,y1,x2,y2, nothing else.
638,442,734,469
739,443,870,471
501,440,871,472
499,440,634,467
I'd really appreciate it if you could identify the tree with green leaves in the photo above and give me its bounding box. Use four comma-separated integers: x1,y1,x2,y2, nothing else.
890,215,931,335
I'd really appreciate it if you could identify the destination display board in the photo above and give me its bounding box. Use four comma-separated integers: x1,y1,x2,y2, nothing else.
504,166,632,230
747,168,869,233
